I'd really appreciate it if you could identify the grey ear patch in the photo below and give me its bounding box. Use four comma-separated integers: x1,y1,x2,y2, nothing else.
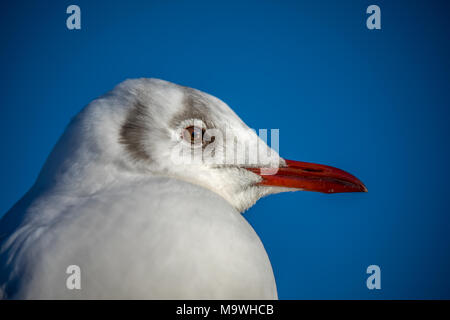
120,89,215,162
119,100,152,162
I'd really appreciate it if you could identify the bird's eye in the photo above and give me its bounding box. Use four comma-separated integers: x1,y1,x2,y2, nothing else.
182,126,205,146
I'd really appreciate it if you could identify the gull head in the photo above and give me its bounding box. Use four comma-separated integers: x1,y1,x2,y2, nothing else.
37,78,366,212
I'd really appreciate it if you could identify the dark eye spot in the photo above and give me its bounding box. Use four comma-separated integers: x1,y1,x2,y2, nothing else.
182,126,205,146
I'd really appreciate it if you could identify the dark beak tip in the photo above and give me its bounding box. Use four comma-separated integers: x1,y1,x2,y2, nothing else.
354,180,368,193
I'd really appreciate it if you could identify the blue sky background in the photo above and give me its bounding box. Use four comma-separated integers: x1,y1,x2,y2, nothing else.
1,0,449,299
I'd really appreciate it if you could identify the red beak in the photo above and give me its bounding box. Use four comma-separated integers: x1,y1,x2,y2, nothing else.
246,159,367,193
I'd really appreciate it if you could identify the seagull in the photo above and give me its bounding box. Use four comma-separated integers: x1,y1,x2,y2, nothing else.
0,78,366,299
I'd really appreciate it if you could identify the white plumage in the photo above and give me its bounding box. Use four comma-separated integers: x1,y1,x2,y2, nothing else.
0,79,281,299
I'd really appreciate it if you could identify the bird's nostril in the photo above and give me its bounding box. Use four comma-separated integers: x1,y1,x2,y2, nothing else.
301,167,323,173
